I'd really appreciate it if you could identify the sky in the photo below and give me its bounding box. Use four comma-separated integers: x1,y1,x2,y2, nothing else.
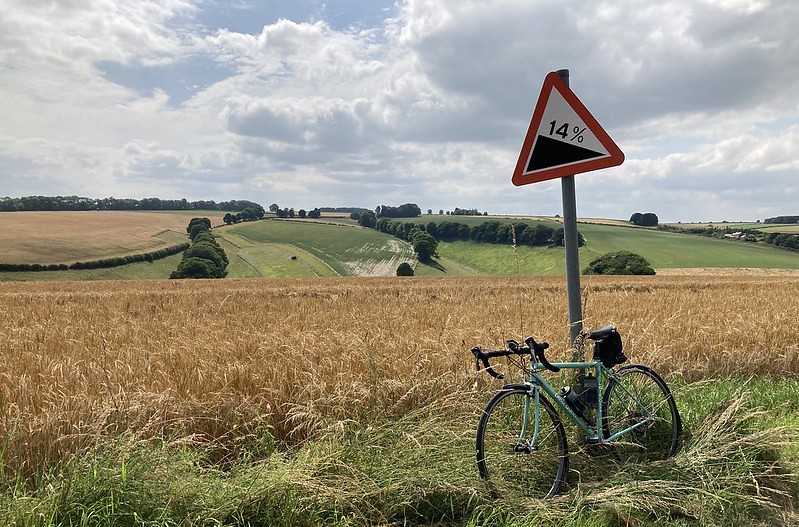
1,0,798,223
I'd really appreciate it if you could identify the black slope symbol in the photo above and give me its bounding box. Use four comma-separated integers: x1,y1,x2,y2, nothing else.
526,135,604,173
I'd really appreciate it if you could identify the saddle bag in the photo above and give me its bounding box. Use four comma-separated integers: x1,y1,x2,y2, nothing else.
593,328,627,368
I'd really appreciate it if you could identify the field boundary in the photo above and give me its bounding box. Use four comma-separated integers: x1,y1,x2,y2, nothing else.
655,267,799,276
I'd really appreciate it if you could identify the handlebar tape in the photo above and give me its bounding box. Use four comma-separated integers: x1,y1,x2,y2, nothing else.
471,338,559,377
525,337,560,373
471,347,504,379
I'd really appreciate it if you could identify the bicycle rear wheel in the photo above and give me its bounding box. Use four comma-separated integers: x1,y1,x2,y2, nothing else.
476,387,568,499
602,365,682,463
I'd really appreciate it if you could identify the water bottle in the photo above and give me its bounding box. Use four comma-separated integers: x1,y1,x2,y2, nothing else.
582,373,598,408
559,386,588,422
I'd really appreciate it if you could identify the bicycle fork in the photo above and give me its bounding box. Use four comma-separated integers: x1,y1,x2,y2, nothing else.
514,384,541,453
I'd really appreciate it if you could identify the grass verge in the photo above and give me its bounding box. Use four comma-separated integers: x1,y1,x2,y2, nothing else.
1,376,796,526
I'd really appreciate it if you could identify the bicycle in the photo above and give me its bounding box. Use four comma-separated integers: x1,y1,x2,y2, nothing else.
471,325,681,499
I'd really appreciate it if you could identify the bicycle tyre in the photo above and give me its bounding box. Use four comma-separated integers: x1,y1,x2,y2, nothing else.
476,386,568,499
602,364,682,462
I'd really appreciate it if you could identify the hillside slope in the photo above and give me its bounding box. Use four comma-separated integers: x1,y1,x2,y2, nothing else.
2,213,798,280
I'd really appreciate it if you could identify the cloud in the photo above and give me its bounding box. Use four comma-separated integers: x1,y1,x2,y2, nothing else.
0,0,197,68
0,0,797,222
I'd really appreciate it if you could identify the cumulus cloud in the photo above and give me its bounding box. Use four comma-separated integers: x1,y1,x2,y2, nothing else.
0,0,797,221
0,0,197,68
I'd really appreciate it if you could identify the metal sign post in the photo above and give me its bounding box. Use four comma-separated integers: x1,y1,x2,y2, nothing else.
557,69,583,345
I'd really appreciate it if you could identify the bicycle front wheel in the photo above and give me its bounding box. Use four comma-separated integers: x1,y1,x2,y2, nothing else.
476,387,568,499
602,364,682,463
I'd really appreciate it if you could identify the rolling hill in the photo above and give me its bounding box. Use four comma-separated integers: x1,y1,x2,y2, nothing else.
1,212,798,280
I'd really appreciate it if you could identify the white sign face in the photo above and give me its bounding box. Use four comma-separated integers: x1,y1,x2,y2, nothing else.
536,87,610,157
513,72,624,186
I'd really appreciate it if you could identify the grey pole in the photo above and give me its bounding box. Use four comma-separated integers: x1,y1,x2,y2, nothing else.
556,69,583,345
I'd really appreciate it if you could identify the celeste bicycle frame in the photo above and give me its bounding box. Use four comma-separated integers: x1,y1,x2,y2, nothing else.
518,358,654,447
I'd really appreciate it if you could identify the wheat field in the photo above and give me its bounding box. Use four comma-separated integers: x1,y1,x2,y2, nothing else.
1,275,798,484
0,211,205,264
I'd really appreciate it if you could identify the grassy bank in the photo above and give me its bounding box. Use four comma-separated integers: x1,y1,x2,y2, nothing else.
1,376,796,526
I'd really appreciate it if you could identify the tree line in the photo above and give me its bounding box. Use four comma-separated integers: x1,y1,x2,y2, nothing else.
765,232,799,250
363,218,584,264
658,224,799,251
375,203,422,218
450,207,487,216
421,220,583,247
268,204,321,219
0,195,264,213
223,207,266,224
764,215,799,224
0,243,189,272
171,218,229,279
319,206,371,214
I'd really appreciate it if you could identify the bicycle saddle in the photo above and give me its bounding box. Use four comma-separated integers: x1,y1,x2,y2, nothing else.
588,325,617,340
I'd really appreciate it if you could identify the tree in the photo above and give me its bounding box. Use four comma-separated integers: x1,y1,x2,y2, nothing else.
269,203,280,213
522,224,555,246
185,243,228,273
189,222,210,241
550,227,585,247
551,227,565,246
640,213,659,226
172,218,229,280
375,203,421,218
170,257,218,279
192,232,216,246
411,230,438,262
186,217,211,234
239,208,254,222
358,211,377,228
630,212,659,227
396,262,414,276
583,251,655,275
298,209,307,218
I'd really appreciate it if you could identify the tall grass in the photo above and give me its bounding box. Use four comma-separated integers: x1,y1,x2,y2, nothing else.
1,275,798,525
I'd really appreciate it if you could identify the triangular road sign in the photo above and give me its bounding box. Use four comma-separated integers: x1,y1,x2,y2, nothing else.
512,71,624,186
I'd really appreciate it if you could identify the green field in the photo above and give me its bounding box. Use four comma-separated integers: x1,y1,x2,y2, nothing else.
756,224,799,233
664,221,799,234
428,221,799,276
222,220,416,277
2,214,799,281
576,223,799,269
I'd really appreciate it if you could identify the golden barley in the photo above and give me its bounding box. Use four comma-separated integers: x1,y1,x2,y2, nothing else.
1,275,797,482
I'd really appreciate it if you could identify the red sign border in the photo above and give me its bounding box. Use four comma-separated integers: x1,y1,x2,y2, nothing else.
512,72,624,186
